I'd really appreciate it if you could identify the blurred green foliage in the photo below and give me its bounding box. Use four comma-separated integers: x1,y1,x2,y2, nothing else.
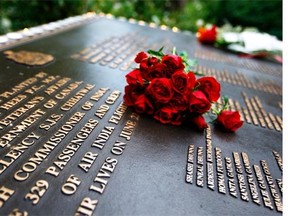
0,0,282,39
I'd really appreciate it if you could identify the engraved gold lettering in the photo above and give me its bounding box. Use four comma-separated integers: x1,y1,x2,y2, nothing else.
272,151,283,172
0,99,43,127
260,160,282,212
215,147,226,194
9,208,28,216
186,144,194,184
75,197,98,216
228,178,237,198
79,152,98,172
90,157,117,194
0,94,27,110
44,77,70,95
0,109,45,147
41,75,58,85
119,120,136,141
111,140,126,155
196,147,204,187
254,167,274,211
55,81,82,100
109,102,127,124
43,99,57,109
0,77,37,99
233,152,242,174
207,162,214,190
62,175,81,195
15,112,85,181
237,174,249,202
92,126,115,149
61,84,94,111
0,186,14,208
105,90,121,105
95,104,110,119
39,114,63,131
47,119,98,176
25,180,49,205
90,87,109,101
82,101,94,111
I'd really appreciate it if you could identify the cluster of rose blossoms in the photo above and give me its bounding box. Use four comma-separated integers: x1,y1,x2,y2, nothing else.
123,50,243,132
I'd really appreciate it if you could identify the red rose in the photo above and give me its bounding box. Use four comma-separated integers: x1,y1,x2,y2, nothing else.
169,93,188,111
146,78,174,103
216,110,243,132
189,90,211,114
188,115,208,131
171,70,190,94
144,63,165,81
140,56,159,72
126,69,144,86
187,72,196,89
196,76,220,102
135,52,148,63
162,54,185,78
154,107,183,125
197,25,217,44
123,85,138,106
134,94,154,115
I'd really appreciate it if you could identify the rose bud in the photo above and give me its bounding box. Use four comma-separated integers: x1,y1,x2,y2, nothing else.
196,76,220,102
216,110,243,132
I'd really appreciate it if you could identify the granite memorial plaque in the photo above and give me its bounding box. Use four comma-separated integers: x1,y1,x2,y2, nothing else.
0,13,282,215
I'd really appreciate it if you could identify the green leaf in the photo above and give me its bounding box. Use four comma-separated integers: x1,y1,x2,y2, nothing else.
147,46,164,59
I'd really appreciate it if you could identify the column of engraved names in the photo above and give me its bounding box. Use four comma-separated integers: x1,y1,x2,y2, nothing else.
224,157,237,198
215,147,226,194
253,164,274,210
241,152,260,205
272,151,283,195
205,126,214,190
233,152,249,202
260,160,282,212
196,146,204,187
185,144,194,184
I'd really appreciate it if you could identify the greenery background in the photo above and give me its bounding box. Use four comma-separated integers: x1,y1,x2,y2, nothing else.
0,0,282,40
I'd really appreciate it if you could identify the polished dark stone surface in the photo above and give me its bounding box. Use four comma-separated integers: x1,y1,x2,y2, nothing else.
0,16,282,215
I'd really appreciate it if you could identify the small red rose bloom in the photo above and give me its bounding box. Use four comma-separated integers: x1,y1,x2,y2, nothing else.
196,76,220,102
134,94,154,115
144,63,165,81
189,90,211,114
169,93,188,112
140,56,159,72
146,78,174,103
187,72,196,89
126,69,144,86
216,110,243,132
197,25,217,44
154,107,182,125
188,115,208,131
135,52,148,63
123,85,142,106
171,70,190,94
162,54,185,78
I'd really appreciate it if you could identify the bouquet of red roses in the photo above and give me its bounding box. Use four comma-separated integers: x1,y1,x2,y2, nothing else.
196,24,282,63
123,48,243,132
